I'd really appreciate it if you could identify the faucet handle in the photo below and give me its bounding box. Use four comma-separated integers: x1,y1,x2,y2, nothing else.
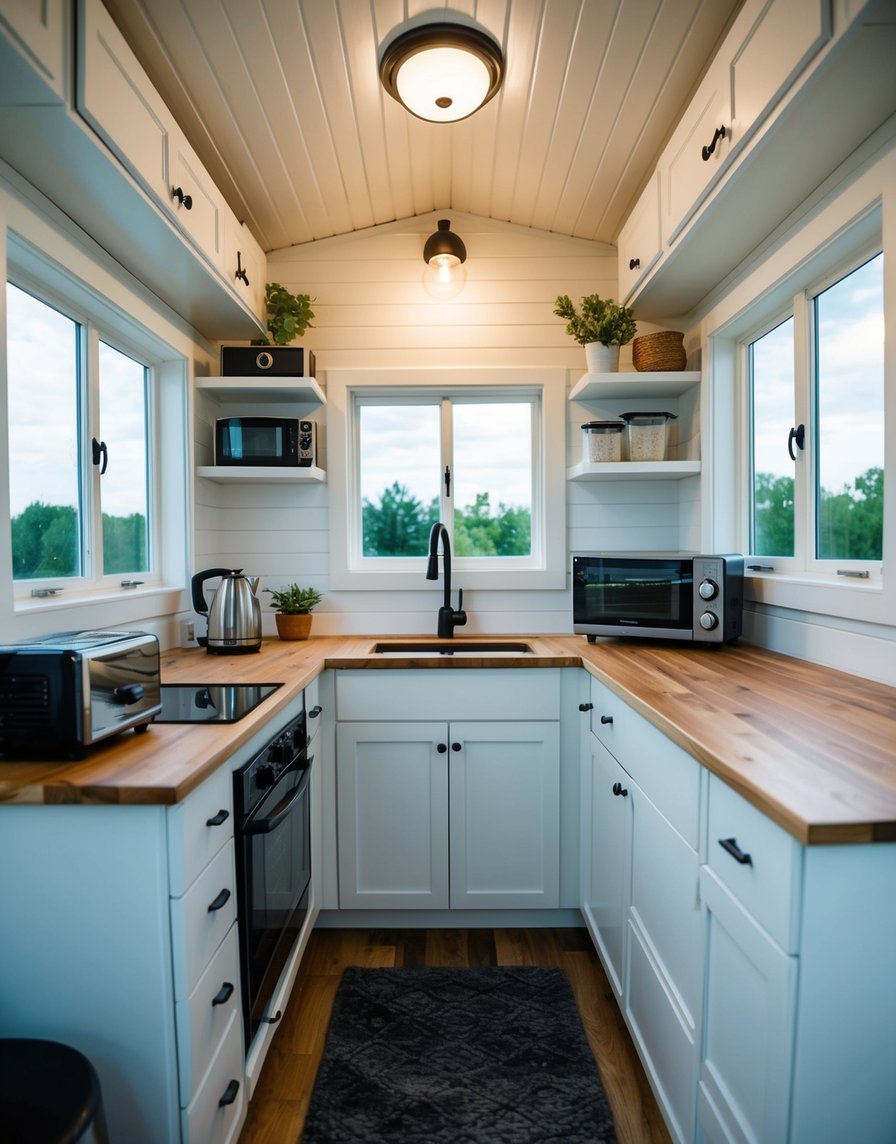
454,588,467,629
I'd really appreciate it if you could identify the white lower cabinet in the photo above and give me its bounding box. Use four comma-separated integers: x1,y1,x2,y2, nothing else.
0,766,246,1144
582,723,702,1144
337,719,560,909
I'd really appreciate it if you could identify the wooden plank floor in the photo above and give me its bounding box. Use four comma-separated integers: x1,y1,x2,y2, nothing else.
238,926,671,1143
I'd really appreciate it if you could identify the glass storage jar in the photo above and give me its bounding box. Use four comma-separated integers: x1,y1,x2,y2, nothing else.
620,411,677,461
582,421,625,462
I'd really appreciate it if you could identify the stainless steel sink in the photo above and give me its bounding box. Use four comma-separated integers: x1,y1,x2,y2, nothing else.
372,641,534,656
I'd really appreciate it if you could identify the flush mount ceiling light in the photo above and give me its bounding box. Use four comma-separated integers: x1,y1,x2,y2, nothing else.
379,22,504,123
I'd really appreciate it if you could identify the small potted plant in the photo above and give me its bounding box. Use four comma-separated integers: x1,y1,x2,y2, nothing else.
553,293,637,372
256,282,315,346
264,583,323,641
222,282,316,376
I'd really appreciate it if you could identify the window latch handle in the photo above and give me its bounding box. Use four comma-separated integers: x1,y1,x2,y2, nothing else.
92,437,108,474
444,465,451,497
787,423,805,461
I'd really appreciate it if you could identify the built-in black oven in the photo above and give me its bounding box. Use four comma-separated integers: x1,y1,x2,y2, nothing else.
233,709,311,1050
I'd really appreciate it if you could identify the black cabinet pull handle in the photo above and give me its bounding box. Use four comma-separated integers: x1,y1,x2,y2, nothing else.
171,185,193,209
701,124,727,160
219,1079,240,1107
578,702,593,712
629,257,640,270
212,982,234,1006
234,250,249,285
600,715,613,725
206,808,229,827
451,742,462,751
261,1009,282,1026
207,887,231,912
612,781,628,797
719,837,752,865
788,423,805,461
437,743,447,753
309,705,322,718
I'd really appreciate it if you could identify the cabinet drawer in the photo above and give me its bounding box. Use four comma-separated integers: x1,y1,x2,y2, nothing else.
168,766,233,896
336,669,561,722
706,774,802,952
589,677,700,848
175,922,242,1105
181,1009,245,1144
170,840,237,998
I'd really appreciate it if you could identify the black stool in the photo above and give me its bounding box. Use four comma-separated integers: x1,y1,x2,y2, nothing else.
0,1039,110,1143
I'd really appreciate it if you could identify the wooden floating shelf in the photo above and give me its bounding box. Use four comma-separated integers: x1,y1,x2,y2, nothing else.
196,465,326,484
567,460,701,481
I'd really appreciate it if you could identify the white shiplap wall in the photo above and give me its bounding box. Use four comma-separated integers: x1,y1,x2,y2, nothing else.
198,212,699,636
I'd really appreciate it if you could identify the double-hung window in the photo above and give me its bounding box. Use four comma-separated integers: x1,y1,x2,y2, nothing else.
328,369,566,590
5,265,182,606
745,248,884,582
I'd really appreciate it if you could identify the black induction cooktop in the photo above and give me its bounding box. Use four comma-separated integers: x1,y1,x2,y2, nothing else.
155,683,282,724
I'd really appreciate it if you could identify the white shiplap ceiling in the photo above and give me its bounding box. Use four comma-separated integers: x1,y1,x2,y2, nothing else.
102,0,743,255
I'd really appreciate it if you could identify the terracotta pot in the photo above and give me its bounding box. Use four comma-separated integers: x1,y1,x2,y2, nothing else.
275,612,313,640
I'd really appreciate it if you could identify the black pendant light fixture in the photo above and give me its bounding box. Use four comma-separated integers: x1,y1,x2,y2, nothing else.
422,219,467,299
379,22,504,123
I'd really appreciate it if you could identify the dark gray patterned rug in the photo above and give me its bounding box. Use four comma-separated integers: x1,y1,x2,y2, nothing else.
301,965,617,1143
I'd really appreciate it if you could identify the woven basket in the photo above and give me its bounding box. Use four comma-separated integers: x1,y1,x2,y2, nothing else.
632,330,687,372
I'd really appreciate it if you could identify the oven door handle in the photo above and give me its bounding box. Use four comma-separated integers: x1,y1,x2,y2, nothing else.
244,757,312,835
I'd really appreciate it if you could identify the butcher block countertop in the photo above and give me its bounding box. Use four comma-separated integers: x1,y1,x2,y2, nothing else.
1,635,895,846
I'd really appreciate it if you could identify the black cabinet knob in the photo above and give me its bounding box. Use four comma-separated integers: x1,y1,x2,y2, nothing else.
219,1079,240,1107
437,743,447,753
451,742,462,752
578,702,593,712
629,257,640,270
600,715,613,725
612,781,628,797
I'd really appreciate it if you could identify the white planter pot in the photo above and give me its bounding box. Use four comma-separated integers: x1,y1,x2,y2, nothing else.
585,342,620,372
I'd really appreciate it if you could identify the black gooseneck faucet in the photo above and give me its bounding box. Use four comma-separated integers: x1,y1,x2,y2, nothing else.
426,522,467,638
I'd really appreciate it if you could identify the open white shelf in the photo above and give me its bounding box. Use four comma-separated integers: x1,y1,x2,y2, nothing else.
567,460,701,481
196,375,325,406
569,370,701,402
196,464,326,484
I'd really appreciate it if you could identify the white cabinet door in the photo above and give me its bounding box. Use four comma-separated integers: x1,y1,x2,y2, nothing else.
223,215,266,319
659,53,731,246
581,735,631,999
336,721,449,909
0,0,66,103
617,172,661,303
170,130,227,269
448,721,560,909
698,867,797,1144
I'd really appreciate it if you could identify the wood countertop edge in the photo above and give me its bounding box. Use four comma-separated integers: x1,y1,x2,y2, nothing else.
2,636,895,846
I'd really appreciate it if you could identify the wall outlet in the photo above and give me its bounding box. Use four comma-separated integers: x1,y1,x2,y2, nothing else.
181,619,196,646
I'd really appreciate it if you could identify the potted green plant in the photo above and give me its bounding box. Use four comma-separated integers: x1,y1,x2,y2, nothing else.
553,293,637,372
256,282,315,346
264,583,323,641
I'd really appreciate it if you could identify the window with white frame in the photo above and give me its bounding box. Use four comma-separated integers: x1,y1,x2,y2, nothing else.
4,247,188,608
328,369,566,591
744,248,884,580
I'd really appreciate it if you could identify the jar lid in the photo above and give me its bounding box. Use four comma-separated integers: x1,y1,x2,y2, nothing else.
581,420,625,431
619,411,677,422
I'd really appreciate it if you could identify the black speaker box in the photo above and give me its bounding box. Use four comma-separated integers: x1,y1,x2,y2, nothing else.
220,346,315,377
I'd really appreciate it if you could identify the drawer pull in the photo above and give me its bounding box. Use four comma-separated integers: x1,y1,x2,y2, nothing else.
219,1079,240,1108
600,715,613,725
451,742,462,752
701,124,727,160
206,808,229,827
437,743,447,753
719,837,752,865
578,702,593,712
612,781,628,797
208,887,231,912
629,257,640,270
309,704,323,718
212,982,234,1006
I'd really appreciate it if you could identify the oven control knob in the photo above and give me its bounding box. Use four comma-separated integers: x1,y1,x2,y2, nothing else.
698,578,719,600
256,763,277,789
699,611,719,631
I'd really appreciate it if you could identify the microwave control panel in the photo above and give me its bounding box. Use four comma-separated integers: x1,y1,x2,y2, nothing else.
298,420,316,467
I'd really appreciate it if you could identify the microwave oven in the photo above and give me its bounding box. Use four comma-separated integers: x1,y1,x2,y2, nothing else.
572,552,744,644
215,417,316,467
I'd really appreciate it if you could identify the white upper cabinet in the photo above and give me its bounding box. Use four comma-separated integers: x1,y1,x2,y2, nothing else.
0,0,67,103
617,172,662,303
621,0,893,317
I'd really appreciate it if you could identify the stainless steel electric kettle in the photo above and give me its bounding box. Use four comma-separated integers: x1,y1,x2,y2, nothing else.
191,568,262,654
